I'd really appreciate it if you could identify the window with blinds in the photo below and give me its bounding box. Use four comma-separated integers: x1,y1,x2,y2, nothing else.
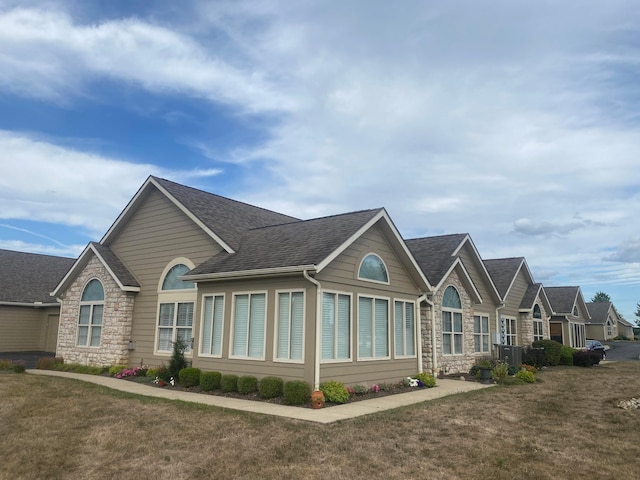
321,292,351,361
232,292,266,359
200,295,224,356
358,296,389,359
276,291,305,362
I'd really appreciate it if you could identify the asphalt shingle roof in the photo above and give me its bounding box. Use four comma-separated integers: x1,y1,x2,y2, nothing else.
405,234,467,286
545,286,579,314
483,257,524,298
153,177,299,252
0,249,75,304
90,242,140,288
188,209,383,275
520,283,543,310
585,302,611,324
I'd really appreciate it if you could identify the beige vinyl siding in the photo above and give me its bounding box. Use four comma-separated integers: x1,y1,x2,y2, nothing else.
0,306,59,352
500,269,529,345
109,188,222,366
457,244,499,315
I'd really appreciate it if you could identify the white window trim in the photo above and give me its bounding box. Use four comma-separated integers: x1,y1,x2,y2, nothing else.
76,278,104,348
357,252,390,285
442,285,463,356
229,290,268,361
156,257,196,293
273,289,306,364
533,319,544,341
357,293,391,361
320,289,353,364
502,316,517,346
393,298,417,359
473,314,490,354
199,293,225,358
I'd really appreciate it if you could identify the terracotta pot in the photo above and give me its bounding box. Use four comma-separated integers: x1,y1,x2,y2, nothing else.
311,390,325,409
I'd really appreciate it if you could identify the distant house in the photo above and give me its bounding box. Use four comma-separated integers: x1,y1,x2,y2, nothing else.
544,286,589,348
52,176,430,387
616,316,635,340
585,302,625,341
483,257,552,347
406,234,501,374
0,249,74,353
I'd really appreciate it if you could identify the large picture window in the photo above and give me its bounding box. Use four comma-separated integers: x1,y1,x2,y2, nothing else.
276,291,305,362
156,260,196,354
442,286,463,355
77,279,104,347
473,315,489,353
358,296,389,359
394,300,415,357
231,292,266,359
200,295,224,356
321,292,351,361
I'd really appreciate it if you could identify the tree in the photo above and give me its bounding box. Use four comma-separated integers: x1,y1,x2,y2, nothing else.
635,302,640,327
591,291,611,303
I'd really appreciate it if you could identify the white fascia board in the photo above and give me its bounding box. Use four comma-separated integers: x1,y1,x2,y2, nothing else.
538,286,555,315
453,234,501,302
182,265,317,282
90,244,140,293
502,258,526,302
435,258,483,304
50,243,93,297
0,301,59,307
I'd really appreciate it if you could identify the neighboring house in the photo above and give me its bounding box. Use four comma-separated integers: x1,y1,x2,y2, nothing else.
544,286,589,348
585,302,624,341
52,176,431,388
616,316,635,340
406,234,501,374
483,257,552,347
0,249,74,353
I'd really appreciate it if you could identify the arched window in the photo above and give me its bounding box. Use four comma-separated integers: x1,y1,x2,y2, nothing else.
532,303,544,341
358,254,389,283
77,279,104,347
442,286,463,355
572,305,579,317
533,304,542,319
156,260,196,354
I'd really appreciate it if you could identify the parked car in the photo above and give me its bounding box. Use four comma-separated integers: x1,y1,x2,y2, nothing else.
586,339,606,359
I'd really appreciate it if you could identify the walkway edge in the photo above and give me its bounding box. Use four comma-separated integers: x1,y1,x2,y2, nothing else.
27,369,494,424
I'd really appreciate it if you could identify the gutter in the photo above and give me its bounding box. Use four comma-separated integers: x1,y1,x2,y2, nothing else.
303,269,322,390
0,301,59,308
182,264,317,282
495,303,506,352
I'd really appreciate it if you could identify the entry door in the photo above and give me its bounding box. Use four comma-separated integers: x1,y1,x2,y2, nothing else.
549,322,563,344
45,315,60,352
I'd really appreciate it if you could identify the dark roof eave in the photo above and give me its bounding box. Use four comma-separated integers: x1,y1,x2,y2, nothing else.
182,265,318,282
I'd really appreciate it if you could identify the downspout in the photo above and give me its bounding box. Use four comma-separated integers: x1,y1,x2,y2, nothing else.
495,303,506,357
303,269,322,390
416,293,427,374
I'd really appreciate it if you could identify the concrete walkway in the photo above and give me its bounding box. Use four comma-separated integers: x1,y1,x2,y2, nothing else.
27,369,493,424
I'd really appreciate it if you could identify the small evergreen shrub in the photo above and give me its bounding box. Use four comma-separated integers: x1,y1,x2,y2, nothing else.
12,363,26,373
221,374,239,393
532,340,563,366
507,364,519,376
259,376,284,399
515,370,536,383
179,367,201,387
414,372,436,387
573,350,601,367
36,357,56,370
283,380,311,405
237,376,258,394
320,380,350,404
168,338,188,379
559,346,575,366
200,371,222,392
109,365,128,376
522,347,546,368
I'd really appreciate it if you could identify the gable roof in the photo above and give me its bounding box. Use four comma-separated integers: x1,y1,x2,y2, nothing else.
52,243,140,297
483,257,527,299
0,249,75,306
519,283,550,311
405,234,468,287
101,176,298,253
618,316,634,328
545,286,590,320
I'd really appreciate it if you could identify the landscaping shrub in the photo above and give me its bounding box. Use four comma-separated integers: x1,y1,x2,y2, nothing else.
109,365,128,376
515,370,536,383
352,384,369,394
200,371,222,392
522,347,546,368
168,338,188,379
55,363,107,375
573,350,601,367
259,376,284,399
36,357,56,370
0,359,13,370
179,367,201,387
320,380,350,404
532,340,563,366
378,382,393,392
491,362,509,382
221,374,239,393
559,346,575,366
507,364,519,376
414,372,436,387
500,376,526,386
156,365,171,382
12,363,26,373
283,380,311,406
146,368,158,378
237,376,258,394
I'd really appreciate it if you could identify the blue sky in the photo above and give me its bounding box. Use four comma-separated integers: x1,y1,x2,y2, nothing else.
1,0,639,321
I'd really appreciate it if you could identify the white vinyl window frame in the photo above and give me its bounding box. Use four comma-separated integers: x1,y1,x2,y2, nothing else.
154,258,197,356
77,278,104,348
357,253,390,285
357,294,391,361
274,289,306,364
533,320,544,341
473,314,490,353
572,323,586,348
502,317,517,346
229,290,268,361
199,294,225,358
393,299,416,358
442,285,463,355
320,290,353,363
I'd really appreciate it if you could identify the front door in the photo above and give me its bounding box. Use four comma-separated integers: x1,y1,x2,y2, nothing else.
44,314,59,352
549,322,562,344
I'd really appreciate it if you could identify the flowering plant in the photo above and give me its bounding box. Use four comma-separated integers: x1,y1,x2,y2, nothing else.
114,366,146,379
370,384,380,393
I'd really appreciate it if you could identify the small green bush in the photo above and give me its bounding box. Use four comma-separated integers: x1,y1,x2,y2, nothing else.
573,350,601,367
522,347,546,368
55,363,107,375
559,346,575,366
378,382,393,392
0,359,13,370
200,371,221,392
168,338,188,379
109,365,128,376
507,364,519,376
146,368,158,378
259,376,284,399
283,380,311,405
414,372,437,387
36,357,56,370
532,340,563,366
500,376,526,386
515,370,536,383
491,362,510,382
237,376,258,394
179,367,201,387
320,380,350,404
221,374,239,393
353,384,369,394
156,365,171,382
12,363,26,373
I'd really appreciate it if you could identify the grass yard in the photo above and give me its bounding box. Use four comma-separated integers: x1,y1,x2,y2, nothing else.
1,362,639,480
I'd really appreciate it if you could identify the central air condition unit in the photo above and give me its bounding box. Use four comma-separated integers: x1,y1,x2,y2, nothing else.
496,345,523,366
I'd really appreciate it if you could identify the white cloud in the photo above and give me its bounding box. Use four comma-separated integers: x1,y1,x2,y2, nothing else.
0,239,83,257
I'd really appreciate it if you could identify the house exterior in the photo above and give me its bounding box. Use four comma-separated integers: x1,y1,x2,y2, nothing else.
406,234,501,374
52,176,431,388
585,301,625,341
544,286,589,348
483,257,552,347
616,316,635,340
0,249,74,353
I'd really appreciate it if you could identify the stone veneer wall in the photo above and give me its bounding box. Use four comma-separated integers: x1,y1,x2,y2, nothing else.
519,296,550,346
57,255,136,366
422,269,475,375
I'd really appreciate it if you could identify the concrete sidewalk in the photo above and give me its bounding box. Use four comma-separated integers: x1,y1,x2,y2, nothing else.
27,369,493,424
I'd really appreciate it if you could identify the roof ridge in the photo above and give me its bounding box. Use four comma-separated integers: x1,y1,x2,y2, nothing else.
246,208,383,232
0,248,75,260
406,232,468,241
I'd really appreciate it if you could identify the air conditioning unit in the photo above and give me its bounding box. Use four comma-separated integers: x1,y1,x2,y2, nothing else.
496,345,522,366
